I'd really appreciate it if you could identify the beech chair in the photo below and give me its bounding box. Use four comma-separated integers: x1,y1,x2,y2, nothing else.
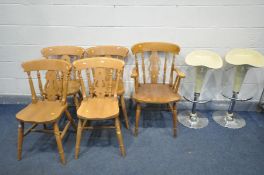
74,57,126,158
86,46,130,129
16,59,77,164
41,46,85,110
131,42,185,137
213,49,264,129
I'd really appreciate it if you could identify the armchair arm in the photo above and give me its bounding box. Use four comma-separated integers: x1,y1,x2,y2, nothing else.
172,67,186,93
173,67,186,78
131,67,139,92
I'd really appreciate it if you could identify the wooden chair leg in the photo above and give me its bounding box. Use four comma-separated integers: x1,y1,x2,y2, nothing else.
78,90,83,101
134,103,141,136
75,119,83,159
172,103,177,137
115,116,126,157
43,124,47,129
17,121,24,160
73,94,80,111
120,95,129,129
53,122,66,164
65,109,77,131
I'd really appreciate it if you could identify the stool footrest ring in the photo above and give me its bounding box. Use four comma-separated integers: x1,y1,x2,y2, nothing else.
183,96,211,104
221,93,253,101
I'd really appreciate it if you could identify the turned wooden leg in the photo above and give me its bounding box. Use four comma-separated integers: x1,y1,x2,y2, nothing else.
73,94,80,111
65,109,77,131
53,122,66,164
75,119,83,159
17,121,24,160
78,90,83,101
172,103,178,137
115,117,126,157
135,103,141,136
120,95,129,129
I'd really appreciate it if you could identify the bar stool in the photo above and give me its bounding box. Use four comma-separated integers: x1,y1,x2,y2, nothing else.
178,50,223,129
213,49,264,129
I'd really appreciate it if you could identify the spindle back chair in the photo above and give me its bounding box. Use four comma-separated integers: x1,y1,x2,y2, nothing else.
16,58,77,164
86,46,130,128
74,57,126,158
131,42,186,137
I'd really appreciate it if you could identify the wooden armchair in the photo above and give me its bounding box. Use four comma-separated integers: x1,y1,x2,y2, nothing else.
74,57,126,158
131,42,185,137
41,46,85,110
86,46,130,129
16,59,77,164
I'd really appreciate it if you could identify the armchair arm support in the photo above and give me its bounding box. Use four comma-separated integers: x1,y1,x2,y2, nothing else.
131,67,139,92
172,67,186,93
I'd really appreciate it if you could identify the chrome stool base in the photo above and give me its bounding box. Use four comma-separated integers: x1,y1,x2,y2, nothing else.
212,111,246,129
178,110,209,129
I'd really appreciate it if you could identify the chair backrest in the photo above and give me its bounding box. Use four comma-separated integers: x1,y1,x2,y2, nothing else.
73,57,124,99
131,42,180,85
41,46,85,62
86,46,128,60
41,46,84,80
21,58,71,104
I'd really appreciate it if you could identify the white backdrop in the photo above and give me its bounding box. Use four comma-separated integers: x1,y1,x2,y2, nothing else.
0,0,263,102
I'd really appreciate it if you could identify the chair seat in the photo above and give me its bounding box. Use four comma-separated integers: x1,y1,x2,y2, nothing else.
16,101,67,123
77,98,119,120
133,84,181,104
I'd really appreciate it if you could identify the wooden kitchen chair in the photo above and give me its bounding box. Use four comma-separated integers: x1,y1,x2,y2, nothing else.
131,42,185,137
86,46,130,129
74,57,126,158
16,59,77,164
41,46,85,110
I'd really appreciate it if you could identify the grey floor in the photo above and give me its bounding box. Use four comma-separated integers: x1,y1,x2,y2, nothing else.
0,104,264,175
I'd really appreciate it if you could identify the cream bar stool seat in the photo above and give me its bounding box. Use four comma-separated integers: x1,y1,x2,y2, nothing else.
178,50,223,129
213,49,264,129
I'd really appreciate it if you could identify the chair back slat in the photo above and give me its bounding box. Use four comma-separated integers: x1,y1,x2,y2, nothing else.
27,72,37,103
61,72,69,104
149,51,160,84
135,54,139,78
74,57,124,98
86,68,94,96
37,71,44,99
131,42,180,85
78,70,87,99
163,53,168,84
169,54,176,86
114,70,121,97
141,52,146,84
107,69,113,96
22,59,71,104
